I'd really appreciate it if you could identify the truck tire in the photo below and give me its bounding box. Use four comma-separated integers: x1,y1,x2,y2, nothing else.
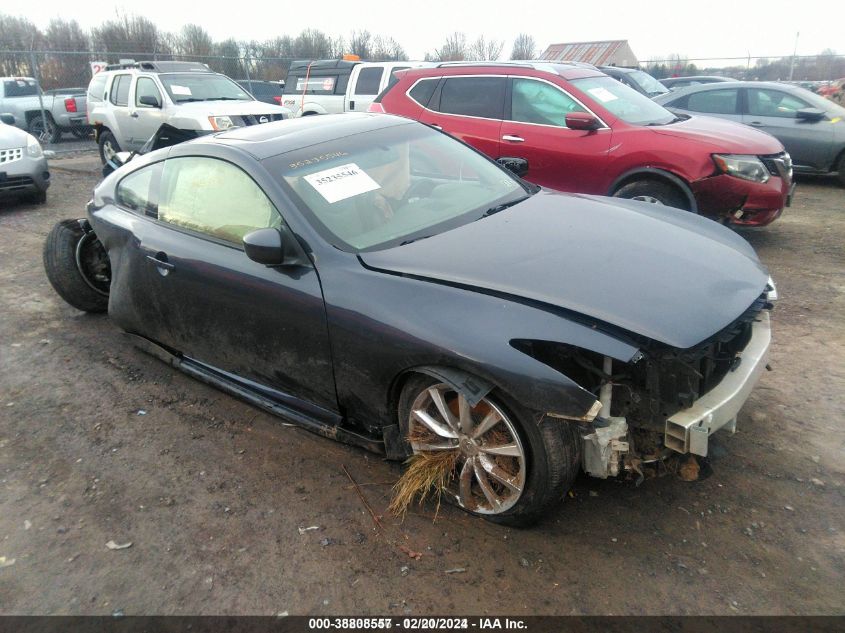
98,130,121,165
28,114,61,144
43,220,110,313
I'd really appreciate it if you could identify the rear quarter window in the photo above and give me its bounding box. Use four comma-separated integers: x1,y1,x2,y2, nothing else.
438,77,505,119
408,78,439,107
4,79,39,97
88,74,107,102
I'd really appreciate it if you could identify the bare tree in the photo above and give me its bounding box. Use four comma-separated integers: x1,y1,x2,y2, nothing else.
178,24,214,58
41,19,90,89
90,13,170,60
469,35,503,61
0,14,43,76
372,36,408,61
349,30,372,60
432,32,467,62
292,28,334,59
510,33,536,60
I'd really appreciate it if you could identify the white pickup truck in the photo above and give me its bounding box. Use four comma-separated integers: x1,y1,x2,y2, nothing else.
281,60,430,117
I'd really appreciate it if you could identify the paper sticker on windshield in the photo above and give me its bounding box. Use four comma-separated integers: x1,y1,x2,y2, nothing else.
587,87,618,103
171,85,192,96
304,163,380,203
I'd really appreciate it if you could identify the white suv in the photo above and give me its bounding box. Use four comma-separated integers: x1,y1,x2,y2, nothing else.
87,61,291,162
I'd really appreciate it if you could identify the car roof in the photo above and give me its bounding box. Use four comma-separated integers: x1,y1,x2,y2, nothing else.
200,113,415,160
660,80,814,97
663,75,733,82
399,61,605,81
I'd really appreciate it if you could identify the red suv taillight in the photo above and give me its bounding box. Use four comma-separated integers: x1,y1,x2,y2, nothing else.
367,102,386,113
273,96,283,104
64,97,77,113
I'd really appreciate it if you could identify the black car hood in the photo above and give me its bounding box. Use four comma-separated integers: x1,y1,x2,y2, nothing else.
359,190,769,349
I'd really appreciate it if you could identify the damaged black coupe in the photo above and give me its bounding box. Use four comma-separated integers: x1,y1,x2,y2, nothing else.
44,114,775,525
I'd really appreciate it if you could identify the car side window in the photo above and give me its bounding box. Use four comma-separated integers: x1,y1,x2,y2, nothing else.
116,162,163,217
88,74,107,103
438,77,506,119
158,157,282,244
408,78,438,107
686,89,739,114
748,89,811,118
510,78,586,127
110,74,131,106
354,68,384,96
135,77,162,107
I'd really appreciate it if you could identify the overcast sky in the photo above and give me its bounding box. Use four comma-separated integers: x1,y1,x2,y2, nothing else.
11,0,841,62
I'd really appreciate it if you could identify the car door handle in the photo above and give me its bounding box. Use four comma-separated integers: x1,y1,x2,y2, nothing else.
748,121,763,126
502,134,525,142
146,254,175,274
130,112,139,118
429,123,442,130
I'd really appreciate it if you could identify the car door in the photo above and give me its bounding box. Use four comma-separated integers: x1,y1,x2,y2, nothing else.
348,66,384,112
743,87,835,170
123,76,165,147
107,73,135,148
131,154,338,413
498,77,612,193
418,75,505,159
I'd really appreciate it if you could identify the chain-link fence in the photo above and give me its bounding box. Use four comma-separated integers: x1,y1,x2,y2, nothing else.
3,50,845,154
1,49,297,153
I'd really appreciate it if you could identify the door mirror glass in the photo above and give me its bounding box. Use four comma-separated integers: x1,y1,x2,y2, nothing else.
138,94,161,108
243,227,285,265
565,112,602,130
0,113,15,125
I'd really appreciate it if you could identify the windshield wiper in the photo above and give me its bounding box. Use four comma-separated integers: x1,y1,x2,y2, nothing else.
400,235,432,246
482,195,530,217
205,97,248,101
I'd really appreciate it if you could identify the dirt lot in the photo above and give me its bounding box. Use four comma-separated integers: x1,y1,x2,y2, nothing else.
0,156,843,615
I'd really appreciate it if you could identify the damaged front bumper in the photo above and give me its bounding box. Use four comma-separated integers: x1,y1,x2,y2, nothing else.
664,310,771,456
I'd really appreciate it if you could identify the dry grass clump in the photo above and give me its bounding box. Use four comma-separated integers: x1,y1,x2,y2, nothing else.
389,450,459,519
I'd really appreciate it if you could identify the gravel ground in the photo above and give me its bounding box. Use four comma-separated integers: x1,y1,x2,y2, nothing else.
0,157,843,615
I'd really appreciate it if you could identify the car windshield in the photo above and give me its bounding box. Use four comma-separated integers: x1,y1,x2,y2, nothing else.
267,123,529,252
159,73,253,103
627,70,669,96
572,76,676,125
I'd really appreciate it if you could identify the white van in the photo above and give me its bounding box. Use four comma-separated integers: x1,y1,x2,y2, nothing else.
282,60,430,116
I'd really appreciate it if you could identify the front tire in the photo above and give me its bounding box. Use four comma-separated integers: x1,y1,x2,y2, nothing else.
43,220,110,313
613,179,690,211
397,374,580,526
97,129,121,165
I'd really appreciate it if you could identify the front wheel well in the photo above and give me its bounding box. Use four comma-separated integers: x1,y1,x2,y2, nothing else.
609,169,697,212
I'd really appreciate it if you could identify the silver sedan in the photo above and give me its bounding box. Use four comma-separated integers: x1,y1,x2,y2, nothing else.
655,81,845,185
0,113,50,205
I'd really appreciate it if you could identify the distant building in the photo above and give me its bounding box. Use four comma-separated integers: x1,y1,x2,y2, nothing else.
538,40,639,68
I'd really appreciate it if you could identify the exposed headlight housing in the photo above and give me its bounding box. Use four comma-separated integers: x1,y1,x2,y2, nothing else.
713,154,769,183
208,115,236,131
26,134,43,158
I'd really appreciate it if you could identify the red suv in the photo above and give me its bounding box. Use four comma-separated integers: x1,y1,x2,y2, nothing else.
371,62,794,226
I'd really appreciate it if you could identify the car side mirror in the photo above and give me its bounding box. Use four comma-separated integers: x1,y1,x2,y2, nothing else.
566,112,602,131
0,113,15,125
497,157,529,178
139,95,161,108
243,226,309,267
795,108,825,122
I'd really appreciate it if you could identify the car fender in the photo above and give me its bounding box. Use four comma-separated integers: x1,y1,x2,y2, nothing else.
608,166,698,213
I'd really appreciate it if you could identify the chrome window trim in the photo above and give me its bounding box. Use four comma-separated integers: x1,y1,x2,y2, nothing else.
404,74,609,129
